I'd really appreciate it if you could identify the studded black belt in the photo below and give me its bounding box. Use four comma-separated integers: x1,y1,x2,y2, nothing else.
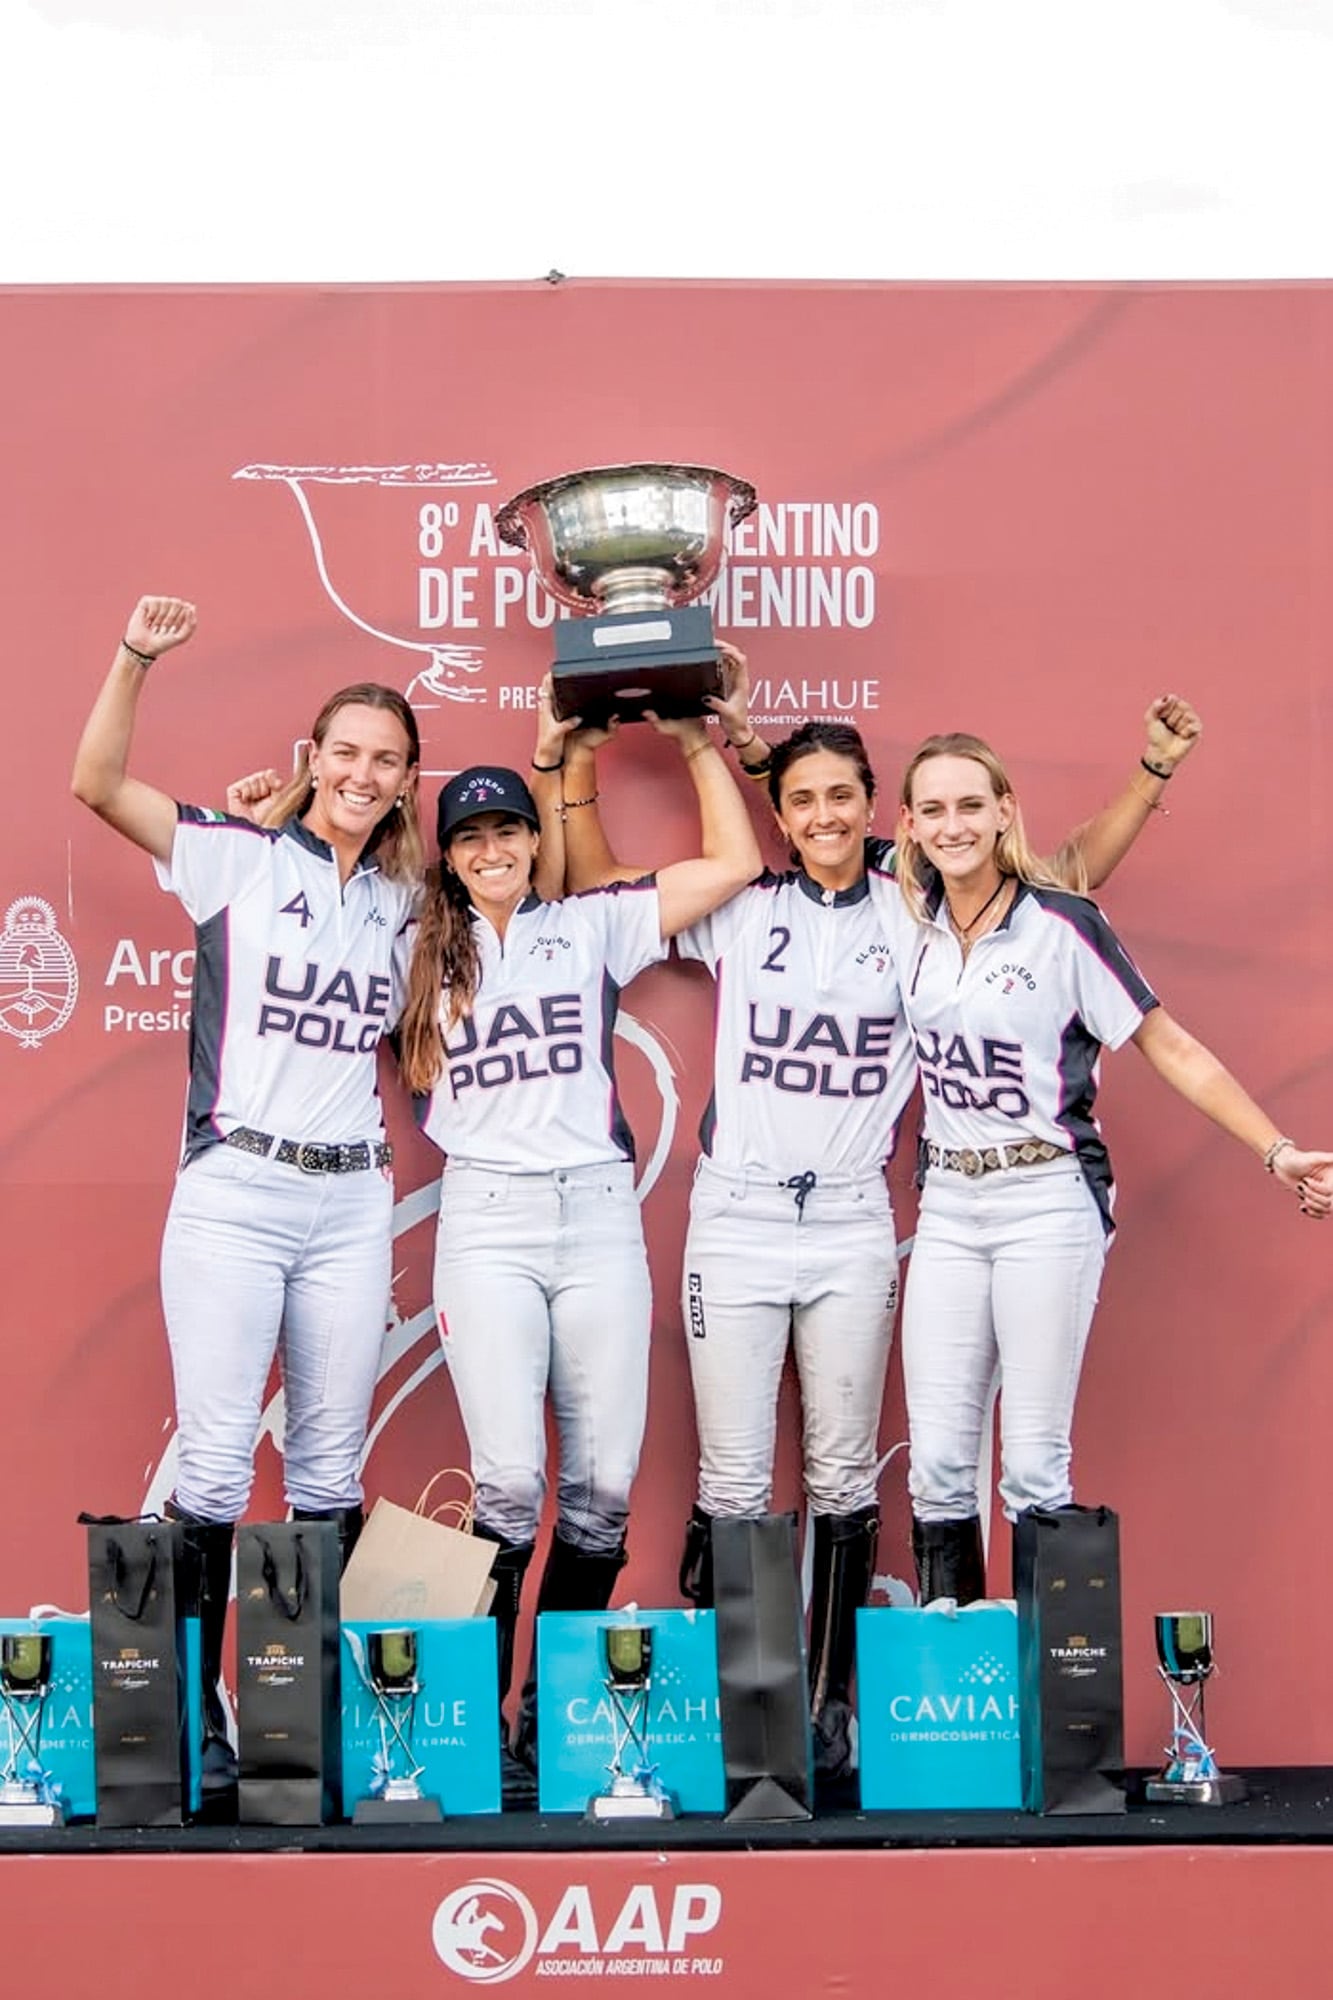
224,1126,392,1174
925,1139,1069,1178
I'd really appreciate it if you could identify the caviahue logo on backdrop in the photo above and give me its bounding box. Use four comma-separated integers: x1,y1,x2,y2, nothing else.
430,1876,724,1984
0,897,79,1050
232,462,885,768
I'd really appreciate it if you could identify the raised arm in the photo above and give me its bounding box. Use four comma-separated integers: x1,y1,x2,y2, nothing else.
71,596,197,862
1132,1006,1333,1211
648,715,762,937
1056,694,1202,890
529,676,573,901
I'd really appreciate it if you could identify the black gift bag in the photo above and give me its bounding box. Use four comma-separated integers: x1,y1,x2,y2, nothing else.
1014,1504,1126,1816
85,1516,193,1827
236,1522,342,1825
712,1514,814,1821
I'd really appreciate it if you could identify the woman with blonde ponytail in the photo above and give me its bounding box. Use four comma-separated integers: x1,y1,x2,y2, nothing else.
72,598,425,1809
874,731,1333,1606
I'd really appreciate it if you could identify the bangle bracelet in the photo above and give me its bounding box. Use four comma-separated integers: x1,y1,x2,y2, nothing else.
120,637,157,668
727,731,758,752
1140,756,1173,781
530,758,564,773
684,741,715,763
560,792,599,821
743,754,774,781
1264,1135,1295,1174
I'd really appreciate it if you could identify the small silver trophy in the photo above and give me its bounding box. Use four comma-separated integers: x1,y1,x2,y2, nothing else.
587,1620,677,1822
350,1627,443,1824
1,1633,65,1826
496,463,756,726
1144,1612,1246,1806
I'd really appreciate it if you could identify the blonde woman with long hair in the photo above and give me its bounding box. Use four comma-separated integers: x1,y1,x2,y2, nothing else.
876,731,1333,1603
72,596,424,1805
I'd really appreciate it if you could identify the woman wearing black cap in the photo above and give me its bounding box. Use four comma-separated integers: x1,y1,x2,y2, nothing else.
396,696,761,1774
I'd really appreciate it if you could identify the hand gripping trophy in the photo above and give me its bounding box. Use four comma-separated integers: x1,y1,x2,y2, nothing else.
0,1633,65,1826
496,463,756,728
1144,1612,1246,1806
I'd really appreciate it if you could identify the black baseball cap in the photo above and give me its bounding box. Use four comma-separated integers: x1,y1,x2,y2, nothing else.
437,766,541,846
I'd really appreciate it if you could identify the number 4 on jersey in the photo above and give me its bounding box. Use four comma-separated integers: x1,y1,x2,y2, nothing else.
280,892,314,929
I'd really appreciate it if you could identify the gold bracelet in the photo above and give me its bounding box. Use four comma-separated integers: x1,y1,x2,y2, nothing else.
683,740,715,763
743,757,774,782
1130,778,1169,816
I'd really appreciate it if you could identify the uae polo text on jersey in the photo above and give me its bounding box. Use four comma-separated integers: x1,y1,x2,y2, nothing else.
871,873,1158,1229
155,807,417,1162
416,879,664,1172
676,840,917,1180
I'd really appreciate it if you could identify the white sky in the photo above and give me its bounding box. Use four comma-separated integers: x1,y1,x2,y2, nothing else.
5,0,1333,283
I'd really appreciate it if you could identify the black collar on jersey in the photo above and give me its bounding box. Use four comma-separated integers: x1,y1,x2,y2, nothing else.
924,870,1029,933
468,890,544,922
793,866,870,908
285,817,380,875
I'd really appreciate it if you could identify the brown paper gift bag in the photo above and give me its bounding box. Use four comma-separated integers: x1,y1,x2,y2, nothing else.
340,1472,497,1621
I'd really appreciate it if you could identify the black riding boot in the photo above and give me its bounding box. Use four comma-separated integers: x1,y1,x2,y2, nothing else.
472,1527,537,1803
511,1533,628,1773
292,1503,365,1572
912,1515,987,1607
166,1500,236,1807
678,1505,715,1609
807,1507,879,1781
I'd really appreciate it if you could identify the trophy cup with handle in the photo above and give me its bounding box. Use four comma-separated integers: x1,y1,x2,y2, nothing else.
496,463,756,727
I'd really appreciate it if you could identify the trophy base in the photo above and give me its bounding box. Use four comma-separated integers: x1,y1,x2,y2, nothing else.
0,1797,65,1827
586,1790,677,1822
352,1794,444,1824
551,605,723,726
1143,1773,1247,1807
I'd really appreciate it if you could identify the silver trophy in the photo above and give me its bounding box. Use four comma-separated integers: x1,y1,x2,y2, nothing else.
1,1633,65,1826
350,1627,443,1824
587,1621,677,1822
496,463,756,725
1144,1612,1246,1806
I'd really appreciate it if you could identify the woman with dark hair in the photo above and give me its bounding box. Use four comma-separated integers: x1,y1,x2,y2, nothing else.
394,693,760,1774
875,732,1332,1597
562,653,1204,1779
72,595,424,1796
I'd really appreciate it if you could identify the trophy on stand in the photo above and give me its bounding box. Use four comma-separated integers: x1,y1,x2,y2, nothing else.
0,1633,65,1826
587,1621,677,1822
496,463,756,727
350,1628,443,1824
1144,1612,1246,1806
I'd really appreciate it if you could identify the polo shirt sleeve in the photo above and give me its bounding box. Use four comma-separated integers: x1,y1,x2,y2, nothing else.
152,806,275,923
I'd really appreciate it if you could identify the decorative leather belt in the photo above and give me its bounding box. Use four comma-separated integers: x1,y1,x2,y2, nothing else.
926,1139,1069,1178
224,1126,392,1174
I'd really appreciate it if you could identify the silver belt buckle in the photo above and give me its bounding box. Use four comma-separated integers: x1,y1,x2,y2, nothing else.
296,1142,327,1174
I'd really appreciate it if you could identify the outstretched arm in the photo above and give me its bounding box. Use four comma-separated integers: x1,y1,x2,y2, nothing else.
71,596,197,862
1132,1006,1333,1212
1056,694,1202,890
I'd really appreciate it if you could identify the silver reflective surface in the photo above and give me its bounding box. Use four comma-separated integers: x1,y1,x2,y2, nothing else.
496,462,757,614
1155,1610,1215,1682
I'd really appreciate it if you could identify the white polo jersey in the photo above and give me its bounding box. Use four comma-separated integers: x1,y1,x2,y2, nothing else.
417,879,665,1171
155,807,417,1162
872,873,1158,1230
676,840,917,1180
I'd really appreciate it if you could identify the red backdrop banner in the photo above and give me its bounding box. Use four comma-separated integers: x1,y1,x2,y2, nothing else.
2,280,1330,1763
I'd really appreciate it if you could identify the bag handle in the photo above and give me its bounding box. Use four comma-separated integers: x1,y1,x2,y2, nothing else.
105,1534,160,1623
260,1534,308,1622
414,1468,477,1531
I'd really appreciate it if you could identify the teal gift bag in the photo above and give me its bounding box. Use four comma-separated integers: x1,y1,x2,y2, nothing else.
856,1601,1022,1810
341,1619,500,1817
535,1608,724,1815
0,1614,97,1820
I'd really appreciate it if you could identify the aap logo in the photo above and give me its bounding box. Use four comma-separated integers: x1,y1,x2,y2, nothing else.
432,1878,539,1984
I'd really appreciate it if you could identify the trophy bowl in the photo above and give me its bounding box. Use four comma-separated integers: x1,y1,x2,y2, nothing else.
496,463,756,617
